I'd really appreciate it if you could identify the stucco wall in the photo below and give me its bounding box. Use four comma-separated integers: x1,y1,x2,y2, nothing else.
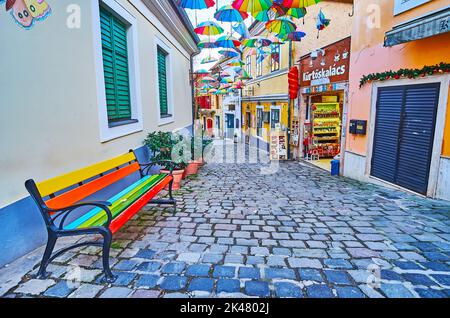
346,0,450,156
0,0,193,208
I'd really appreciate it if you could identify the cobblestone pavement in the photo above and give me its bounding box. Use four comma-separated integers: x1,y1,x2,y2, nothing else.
3,149,450,298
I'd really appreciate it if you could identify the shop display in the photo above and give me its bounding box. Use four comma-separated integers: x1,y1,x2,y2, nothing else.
311,102,341,158
270,131,288,160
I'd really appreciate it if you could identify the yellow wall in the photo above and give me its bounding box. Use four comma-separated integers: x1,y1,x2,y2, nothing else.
241,1,353,144
346,0,450,156
0,0,194,207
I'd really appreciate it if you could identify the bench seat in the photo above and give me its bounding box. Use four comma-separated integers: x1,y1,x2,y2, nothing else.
25,151,177,282
65,173,171,231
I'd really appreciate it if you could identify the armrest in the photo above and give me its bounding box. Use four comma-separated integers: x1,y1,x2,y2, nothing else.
139,160,178,175
50,201,114,230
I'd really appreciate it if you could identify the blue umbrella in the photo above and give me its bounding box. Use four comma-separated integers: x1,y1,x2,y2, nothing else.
214,5,249,23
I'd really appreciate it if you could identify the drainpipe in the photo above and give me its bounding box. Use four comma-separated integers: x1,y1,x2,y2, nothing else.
190,51,201,135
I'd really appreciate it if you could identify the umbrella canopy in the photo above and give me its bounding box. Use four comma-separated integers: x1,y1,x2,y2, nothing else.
177,0,216,9
202,76,218,82
220,71,231,77
317,9,331,31
241,37,272,48
208,88,218,93
221,77,234,83
228,60,245,67
251,10,272,22
201,56,218,64
265,17,296,37
285,7,307,19
197,40,217,49
214,5,249,23
283,31,306,41
238,69,252,80
196,69,210,74
281,0,321,8
232,0,273,13
194,21,224,36
215,36,241,49
219,49,240,59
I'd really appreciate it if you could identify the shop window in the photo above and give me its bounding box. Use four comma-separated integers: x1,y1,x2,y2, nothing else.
270,44,280,72
257,107,263,136
271,108,280,128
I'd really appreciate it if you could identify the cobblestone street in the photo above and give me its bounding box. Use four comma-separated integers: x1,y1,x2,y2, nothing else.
3,152,450,298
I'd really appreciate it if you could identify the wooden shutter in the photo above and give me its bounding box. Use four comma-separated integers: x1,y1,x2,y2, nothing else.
157,47,169,116
100,7,131,122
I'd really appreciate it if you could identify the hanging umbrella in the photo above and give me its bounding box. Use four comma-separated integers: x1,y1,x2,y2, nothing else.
265,17,296,37
220,71,231,77
215,35,241,49
251,10,272,22
208,88,218,93
283,31,306,41
232,0,273,13
238,69,252,80
316,9,330,38
214,5,249,23
221,77,233,83
219,49,240,59
177,0,216,9
201,56,218,64
285,7,307,19
202,76,218,82
194,21,224,36
196,69,210,74
281,0,321,8
228,59,245,67
241,37,272,48
197,40,217,49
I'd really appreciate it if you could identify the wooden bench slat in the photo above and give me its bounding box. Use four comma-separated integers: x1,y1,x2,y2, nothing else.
110,175,173,234
45,162,141,210
64,174,167,230
36,152,137,197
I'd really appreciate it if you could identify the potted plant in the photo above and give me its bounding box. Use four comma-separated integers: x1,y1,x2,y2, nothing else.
144,131,185,190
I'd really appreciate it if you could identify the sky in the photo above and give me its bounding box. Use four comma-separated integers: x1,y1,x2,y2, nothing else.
185,0,255,71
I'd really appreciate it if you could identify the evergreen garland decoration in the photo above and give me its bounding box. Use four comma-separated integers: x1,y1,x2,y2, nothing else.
359,62,450,88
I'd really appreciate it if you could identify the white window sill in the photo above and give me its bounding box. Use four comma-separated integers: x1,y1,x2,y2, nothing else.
158,115,174,126
100,120,143,143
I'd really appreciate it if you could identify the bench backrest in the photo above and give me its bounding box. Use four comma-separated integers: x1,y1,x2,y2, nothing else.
31,151,141,210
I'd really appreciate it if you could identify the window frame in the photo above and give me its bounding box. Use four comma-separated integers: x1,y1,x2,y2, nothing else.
256,52,263,77
154,36,175,126
246,55,252,75
270,105,281,129
270,44,280,72
256,105,264,137
93,0,143,142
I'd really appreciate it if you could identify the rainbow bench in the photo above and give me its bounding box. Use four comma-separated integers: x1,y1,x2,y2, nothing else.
25,150,177,282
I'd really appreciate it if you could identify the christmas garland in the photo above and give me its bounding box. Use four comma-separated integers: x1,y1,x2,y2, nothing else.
359,62,450,88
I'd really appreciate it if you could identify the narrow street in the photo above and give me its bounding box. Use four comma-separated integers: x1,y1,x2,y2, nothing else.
5,144,450,298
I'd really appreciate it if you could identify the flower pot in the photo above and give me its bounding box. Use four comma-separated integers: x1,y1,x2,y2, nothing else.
161,169,184,191
185,161,199,176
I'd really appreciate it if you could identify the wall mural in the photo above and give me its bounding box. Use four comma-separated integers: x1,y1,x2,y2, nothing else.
0,0,51,29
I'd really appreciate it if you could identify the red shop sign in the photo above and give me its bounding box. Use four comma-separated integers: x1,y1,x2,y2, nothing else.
300,37,351,87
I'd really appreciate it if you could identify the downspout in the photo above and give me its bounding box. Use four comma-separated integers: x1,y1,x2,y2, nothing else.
190,51,201,135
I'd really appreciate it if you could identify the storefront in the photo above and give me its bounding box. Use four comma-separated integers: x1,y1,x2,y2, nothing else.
295,37,351,172
343,1,450,201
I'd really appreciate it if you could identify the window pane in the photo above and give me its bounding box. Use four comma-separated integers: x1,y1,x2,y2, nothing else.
157,47,169,116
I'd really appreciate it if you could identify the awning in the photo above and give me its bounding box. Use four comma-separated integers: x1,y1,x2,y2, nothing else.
384,7,449,47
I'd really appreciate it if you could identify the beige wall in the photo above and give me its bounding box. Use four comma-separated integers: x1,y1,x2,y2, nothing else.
0,0,193,207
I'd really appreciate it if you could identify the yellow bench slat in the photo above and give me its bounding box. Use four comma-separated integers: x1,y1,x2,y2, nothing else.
36,152,137,197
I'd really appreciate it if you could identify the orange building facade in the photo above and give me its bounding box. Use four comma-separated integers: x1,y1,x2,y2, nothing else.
343,0,450,200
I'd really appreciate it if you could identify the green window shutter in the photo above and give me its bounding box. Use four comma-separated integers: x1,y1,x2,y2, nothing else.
157,47,169,116
100,7,131,122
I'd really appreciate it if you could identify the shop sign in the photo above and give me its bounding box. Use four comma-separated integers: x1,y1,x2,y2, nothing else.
394,0,432,15
300,37,351,88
